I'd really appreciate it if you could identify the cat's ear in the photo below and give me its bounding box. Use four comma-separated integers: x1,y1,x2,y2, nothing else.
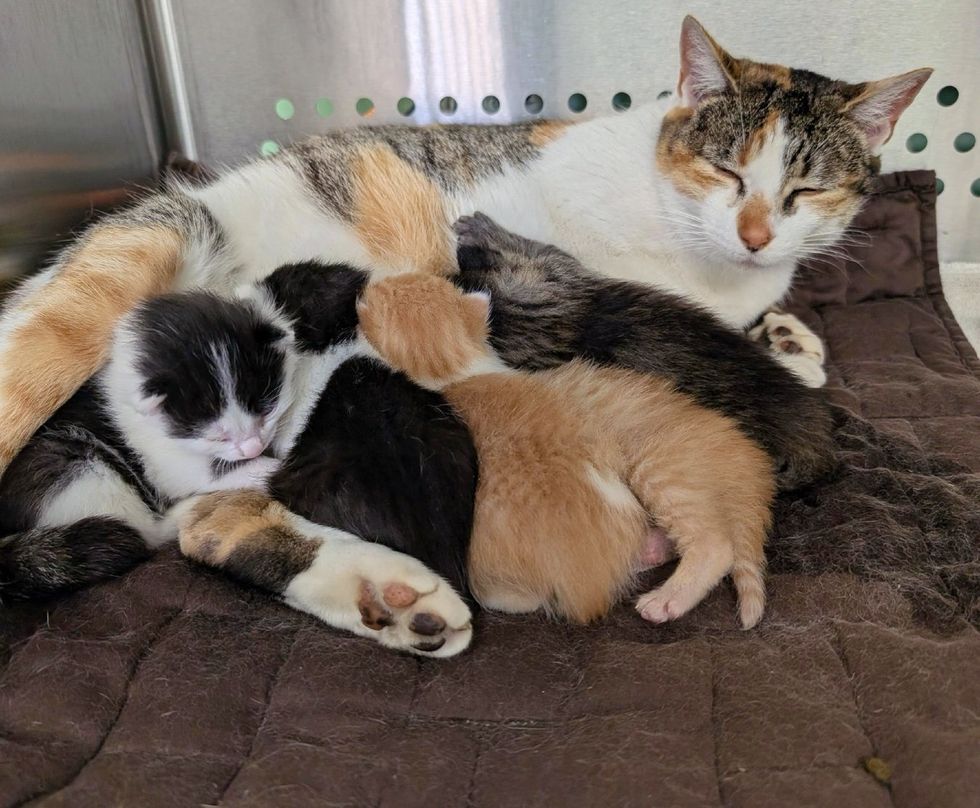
677,15,735,107
462,291,491,323
843,68,933,152
134,392,166,415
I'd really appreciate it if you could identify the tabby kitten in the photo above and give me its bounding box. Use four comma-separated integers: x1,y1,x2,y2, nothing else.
452,213,834,489
0,17,930,477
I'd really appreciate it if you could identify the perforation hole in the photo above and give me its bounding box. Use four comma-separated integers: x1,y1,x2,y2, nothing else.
936,178,945,195
937,86,959,106
482,95,500,115
954,132,976,153
906,133,928,153
260,140,280,157
275,98,295,121
439,96,458,115
315,98,334,117
356,98,375,117
524,94,543,114
657,90,672,100
397,97,415,116
971,179,980,197
568,93,587,113
612,92,632,111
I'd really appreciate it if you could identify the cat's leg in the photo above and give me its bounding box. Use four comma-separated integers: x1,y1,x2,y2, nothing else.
173,491,473,657
626,426,771,628
748,309,827,388
0,195,226,477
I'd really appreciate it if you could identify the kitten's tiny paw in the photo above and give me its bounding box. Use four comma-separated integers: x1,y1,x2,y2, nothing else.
453,212,501,246
636,590,684,623
245,456,281,485
749,311,827,388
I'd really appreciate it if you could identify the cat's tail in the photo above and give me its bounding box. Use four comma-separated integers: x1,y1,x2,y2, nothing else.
0,517,151,603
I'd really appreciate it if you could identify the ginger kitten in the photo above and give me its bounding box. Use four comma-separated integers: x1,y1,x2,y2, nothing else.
358,274,775,628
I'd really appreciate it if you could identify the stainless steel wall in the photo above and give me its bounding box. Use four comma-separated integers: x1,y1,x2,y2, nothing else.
0,0,162,282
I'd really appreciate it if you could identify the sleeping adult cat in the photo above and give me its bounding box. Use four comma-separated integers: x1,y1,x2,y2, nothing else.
0,16,930,477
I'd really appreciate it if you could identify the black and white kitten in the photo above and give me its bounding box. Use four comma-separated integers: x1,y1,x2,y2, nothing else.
0,293,290,600
0,264,476,654
452,213,836,490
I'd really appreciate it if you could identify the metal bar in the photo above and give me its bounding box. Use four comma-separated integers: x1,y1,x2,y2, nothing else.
140,0,199,160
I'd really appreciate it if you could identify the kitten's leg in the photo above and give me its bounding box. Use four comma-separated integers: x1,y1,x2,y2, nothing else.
0,195,224,477
206,457,282,492
0,462,161,601
174,491,473,658
454,212,545,257
748,310,827,388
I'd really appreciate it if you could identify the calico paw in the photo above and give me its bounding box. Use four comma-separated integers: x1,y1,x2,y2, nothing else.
176,491,473,657
353,566,473,657
749,310,827,388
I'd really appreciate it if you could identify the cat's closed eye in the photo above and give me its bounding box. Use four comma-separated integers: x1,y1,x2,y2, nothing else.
784,187,826,210
711,164,745,195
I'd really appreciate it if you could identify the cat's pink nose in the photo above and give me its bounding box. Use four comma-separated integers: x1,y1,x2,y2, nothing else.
237,436,264,459
738,220,773,252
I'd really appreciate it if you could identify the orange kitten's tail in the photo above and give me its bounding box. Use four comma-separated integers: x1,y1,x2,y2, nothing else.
732,556,767,630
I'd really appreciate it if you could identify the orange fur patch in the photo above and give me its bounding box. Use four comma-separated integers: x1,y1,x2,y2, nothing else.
529,120,571,147
178,490,316,569
358,273,489,384
655,139,727,200
0,225,182,472
739,109,781,166
736,194,773,247
351,145,453,276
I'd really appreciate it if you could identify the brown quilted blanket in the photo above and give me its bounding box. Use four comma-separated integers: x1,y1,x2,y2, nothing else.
1,171,978,808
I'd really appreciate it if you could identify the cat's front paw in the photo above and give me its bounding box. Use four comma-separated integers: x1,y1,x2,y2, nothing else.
749,311,827,388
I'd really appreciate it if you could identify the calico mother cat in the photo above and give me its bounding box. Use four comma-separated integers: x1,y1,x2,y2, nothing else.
0,17,930,478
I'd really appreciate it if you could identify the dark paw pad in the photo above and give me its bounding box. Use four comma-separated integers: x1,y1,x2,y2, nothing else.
358,582,394,630
409,612,447,636
413,637,447,653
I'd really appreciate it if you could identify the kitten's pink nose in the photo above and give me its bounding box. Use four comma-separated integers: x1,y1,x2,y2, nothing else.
237,436,264,459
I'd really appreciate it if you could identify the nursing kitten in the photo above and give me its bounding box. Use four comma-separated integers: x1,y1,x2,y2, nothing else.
1,264,477,656
0,293,290,600
453,213,834,490
0,16,931,478
356,274,775,629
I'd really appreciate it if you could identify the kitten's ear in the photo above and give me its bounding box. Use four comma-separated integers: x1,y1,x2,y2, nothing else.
254,320,289,347
677,15,735,107
462,291,491,324
843,68,933,152
135,392,166,415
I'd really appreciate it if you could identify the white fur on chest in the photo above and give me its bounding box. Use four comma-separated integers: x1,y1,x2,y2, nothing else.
272,339,365,456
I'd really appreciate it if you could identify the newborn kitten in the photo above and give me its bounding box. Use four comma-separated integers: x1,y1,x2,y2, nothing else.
452,213,835,490
0,293,290,600
358,273,775,629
